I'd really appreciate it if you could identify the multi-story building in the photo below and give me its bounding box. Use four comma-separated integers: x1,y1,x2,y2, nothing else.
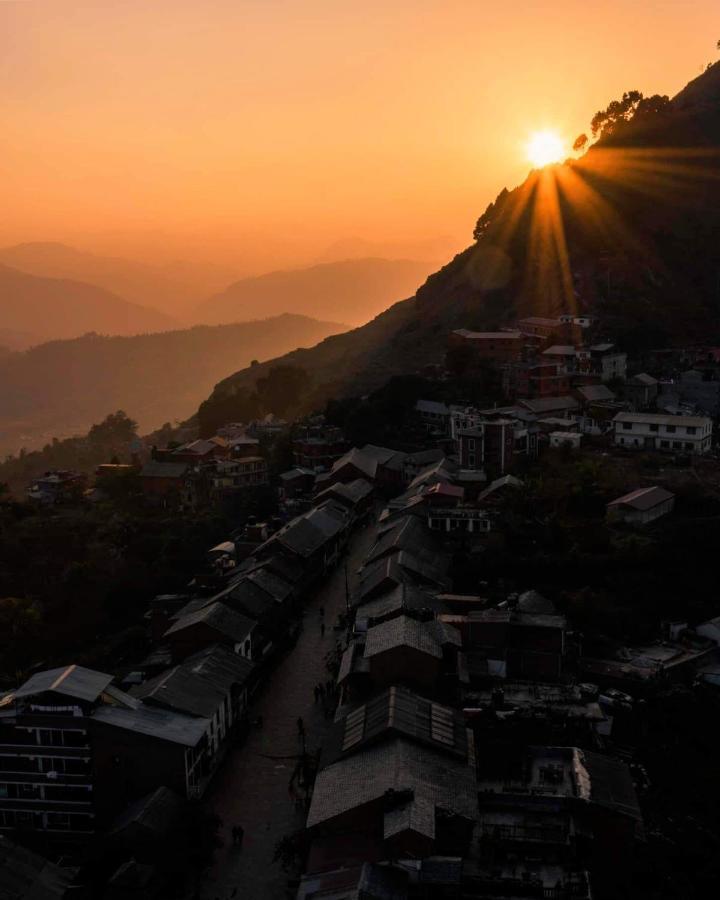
613,412,713,454
212,456,268,493
449,329,525,363
0,665,213,846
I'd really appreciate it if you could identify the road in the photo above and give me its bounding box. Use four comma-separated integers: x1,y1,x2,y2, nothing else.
197,520,376,900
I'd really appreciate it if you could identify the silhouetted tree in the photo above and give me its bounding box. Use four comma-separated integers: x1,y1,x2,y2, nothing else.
573,133,588,152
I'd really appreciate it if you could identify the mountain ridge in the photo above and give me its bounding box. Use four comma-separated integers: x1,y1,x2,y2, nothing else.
0,314,346,456
197,62,720,422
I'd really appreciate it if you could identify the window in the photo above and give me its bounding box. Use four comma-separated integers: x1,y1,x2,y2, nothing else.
685,443,693,450
46,813,71,830
468,439,475,451
660,441,670,448
666,425,676,434
673,441,681,449
687,426,696,435
623,422,632,430
649,424,659,432
468,454,476,467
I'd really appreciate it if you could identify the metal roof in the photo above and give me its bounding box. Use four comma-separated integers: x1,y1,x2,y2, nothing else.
93,703,209,747
140,460,188,479
14,665,112,703
608,485,675,511
132,644,254,718
614,411,710,426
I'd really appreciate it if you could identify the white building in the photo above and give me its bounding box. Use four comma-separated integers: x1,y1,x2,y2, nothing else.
613,412,712,454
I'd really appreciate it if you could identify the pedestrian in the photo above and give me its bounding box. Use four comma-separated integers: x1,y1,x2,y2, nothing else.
320,622,325,637
319,606,325,618
235,824,244,849
297,716,305,738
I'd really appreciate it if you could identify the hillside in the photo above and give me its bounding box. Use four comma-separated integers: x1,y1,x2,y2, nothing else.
0,314,346,456
193,258,437,327
198,63,720,420
0,242,236,319
0,264,176,347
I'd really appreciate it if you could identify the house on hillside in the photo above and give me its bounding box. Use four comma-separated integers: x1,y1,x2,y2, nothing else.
613,412,713,453
606,486,675,525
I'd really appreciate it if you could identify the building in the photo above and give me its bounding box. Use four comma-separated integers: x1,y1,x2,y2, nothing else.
449,329,525,363
503,359,571,399
212,456,268,493
139,460,189,499
306,688,476,867
163,601,257,661
518,395,580,418
624,373,659,410
26,471,86,505
607,486,675,524
292,429,347,470
131,644,255,763
457,419,517,476
589,343,627,381
278,467,316,499
613,412,713,453
415,399,451,435
0,665,212,844
549,430,582,450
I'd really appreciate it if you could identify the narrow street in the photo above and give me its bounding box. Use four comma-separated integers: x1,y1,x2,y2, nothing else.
198,521,377,900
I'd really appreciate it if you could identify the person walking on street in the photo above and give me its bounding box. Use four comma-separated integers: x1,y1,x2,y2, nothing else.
319,606,325,618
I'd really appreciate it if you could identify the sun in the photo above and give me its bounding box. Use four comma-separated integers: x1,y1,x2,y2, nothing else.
526,129,565,168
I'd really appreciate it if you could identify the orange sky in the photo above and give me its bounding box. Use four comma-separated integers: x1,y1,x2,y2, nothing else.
2,0,719,273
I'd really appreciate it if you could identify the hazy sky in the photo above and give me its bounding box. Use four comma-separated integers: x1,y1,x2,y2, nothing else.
2,0,718,271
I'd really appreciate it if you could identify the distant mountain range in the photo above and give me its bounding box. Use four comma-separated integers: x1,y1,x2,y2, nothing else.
0,314,346,456
0,242,236,319
198,62,720,419
193,258,437,327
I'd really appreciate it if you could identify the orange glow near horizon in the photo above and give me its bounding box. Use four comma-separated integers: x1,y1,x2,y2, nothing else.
2,0,719,279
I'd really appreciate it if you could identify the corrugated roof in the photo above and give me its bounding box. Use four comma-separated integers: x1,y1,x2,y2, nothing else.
582,750,642,820
614,411,710,427
452,329,522,340
93,703,209,747
14,665,112,703
608,485,675,511
519,396,579,414
132,644,254,718
576,384,615,402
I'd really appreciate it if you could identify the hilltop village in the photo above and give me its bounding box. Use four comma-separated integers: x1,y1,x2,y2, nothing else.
5,314,720,898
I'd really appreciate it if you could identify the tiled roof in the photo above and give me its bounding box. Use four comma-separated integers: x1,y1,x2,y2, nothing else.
364,615,460,660
306,737,476,834
164,600,255,644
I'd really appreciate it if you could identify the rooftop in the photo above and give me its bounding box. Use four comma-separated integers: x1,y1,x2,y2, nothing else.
608,485,675,511
364,615,461,660
614,411,711,427
453,329,522,340
93,702,210,747
13,664,112,704
164,600,256,643
306,737,477,836
132,644,254,718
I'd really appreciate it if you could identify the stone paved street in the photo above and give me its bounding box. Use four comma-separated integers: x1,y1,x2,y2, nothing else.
197,521,377,900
